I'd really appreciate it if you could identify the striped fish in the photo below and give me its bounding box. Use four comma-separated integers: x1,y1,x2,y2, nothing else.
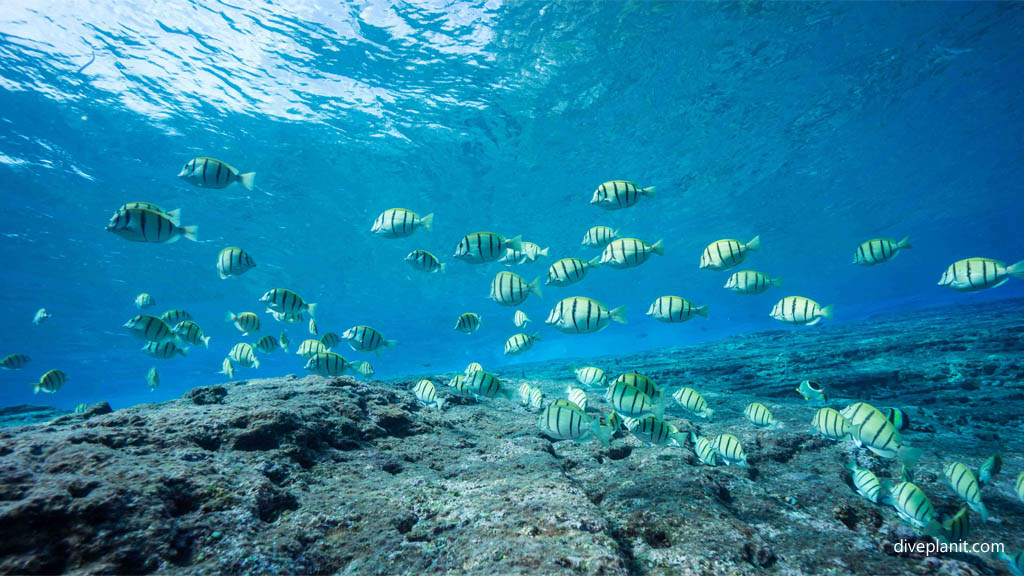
581,225,619,248
371,208,433,237
32,369,67,394
600,238,664,269
518,382,534,405
228,343,257,367
529,387,543,410
886,482,937,530
464,370,511,399
219,358,235,378
711,433,747,466
135,293,155,309
227,312,261,335
413,379,445,409
464,362,483,376
74,403,87,414
546,296,626,334
853,237,911,266
724,270,781,294
172,320,210,348
351,361,374,378
672,387,713,420
296,339,327,358
451,377,472,397
270,310,304,324
448,374,465,388
590,180,656,210
490,271,542,306
115,201,170,215
405,250,445,273
342,325,396,354
453,232,523,263
320,332,340,350
884,407,910,431
795,380,828,403
841,402,886,427
743,402,780,428
105,207,197,243
504,332,541,355
690,432,718,466
217,246,256,279
943,462,988,522
143,341,188,359
700,236,760,270
770,296,833,326
537,399,614,446
254,335,282,354
567,386,588,411
938,257,1024,292
847,464,886,503
514,310,531,328
279,332,290,352
811,407,851,440
546,257,600,287
605,411,621,431
604,381,663,418
123,315,177,343
1,353,30,370
647,295,707,323
146,366,159,390
625,416,687,448
1016,471,1024,503
309,318,318,336
161,309,192,325
998,551,1023,576
304,352,349,377
939,507,970,543
612,373,659,398
260,288,317,318
849,408,921,467
978,453,1001,485
178,157,254,190
573,365,607,388
500,242,549,265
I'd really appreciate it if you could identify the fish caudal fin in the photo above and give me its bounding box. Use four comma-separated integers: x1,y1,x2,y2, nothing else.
975,501,989,523
203,336,211,348
528,277,542,298
1007,260,1024,280
650,239,664,256
436,398,446,411
704,408,714,422
591,421,614,447
225,312,236,322
695,305,708,318
641,186,656,198
180,225,198,242
898,236,912,250
418,213,434,232
531,331,542,341
745,235,761,251
505,235,523,253
610,305,627,324
438,263,446,273
178,347,189,357
770,277,782,287
164,209,182,227
897,445,921,469
306,302,317,317
32,383,40,394
384,339,397,350
819,305,834,321
669,433,688,449
238,172,255,190
537,246,550,257
587,255,602,268
653,391,665,420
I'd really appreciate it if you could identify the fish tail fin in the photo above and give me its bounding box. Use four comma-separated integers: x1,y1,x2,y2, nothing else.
528,277,543,298
225,312,236,322
164,208,182,227
418,213,434,232
538,246,549,257
897,445,921,469
610,305,627,324
745,235,761,251
819,305,834,321
531,331,542,341
252,357,260,368
921,518,946,541
180,225,199,242
306,302,317,317
1007,260,1024,279
770,276,782,287
650,239,664,256
976,501,989,523
202,336,211,348
178,347,189,357
670,432,688,448
238,172,255,191
897,236,911,250
438,262,446,273
689,430,699,444
505,235,523,253
654,391,665,420
587,255,602,268
704,408,714,422
384,339,397,350
695,305,708,318
592,421,614,447
641,186,656,198
33,383,40,394
436,398,446,411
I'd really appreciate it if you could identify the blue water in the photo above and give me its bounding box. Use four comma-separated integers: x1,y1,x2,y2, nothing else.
1,1,1022,410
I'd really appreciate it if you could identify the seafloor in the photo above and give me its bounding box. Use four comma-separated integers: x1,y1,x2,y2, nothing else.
1,299,1022,575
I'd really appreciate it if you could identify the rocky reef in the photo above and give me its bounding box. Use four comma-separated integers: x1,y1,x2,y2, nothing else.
0,299,1022,575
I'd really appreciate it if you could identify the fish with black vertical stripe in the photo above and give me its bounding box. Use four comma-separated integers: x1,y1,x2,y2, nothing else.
590,180,656,210
371,208,433,238
217,246,256,279
546,296,626,334
178,157,254,190
537,399,614,446
938,257,1024,292
700,236,760,270
853,237,911,265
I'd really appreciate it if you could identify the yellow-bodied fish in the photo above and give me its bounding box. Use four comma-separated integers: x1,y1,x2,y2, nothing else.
567,385,588,411
546,296,626,334
938,257,1024,292
711,433,747,466
853,237,911,266
217,246,255,279
146,366,159,390
1,353,30,370
700,236,760,270
172,320,211,348
320,332,340,350
885,482,938,531
219,357,235,378
254,334,283,354
413,379,445,409
351,360,374,378
226,312,261,335
490,271,542,306
142,341,188,359
795,380,828,403
943,462,988,522
453,232,522,263
464,370,512,399
455,313,482,334
743,402,781,429
646,296,707,323
672,387,713,420
841,402,886,427
849,407,921,468
937,507,970,544
371,208,433,238
547,257,600,287
847,464,888,504
504,332,540,355
572,365,606,388
260,288,317,317
31,369,66,394
304,352,349,377
123,315,177,344
106,208,197,243
279,331,290,352
448,374,465,388
581,225,619,248
135,293,155,309
690,432,717,466
529,387,543,410
518,382,534,406
611,373,659,398
161,309,192,325
625,416,687,448
309,318,318,336
229,342,259,368
500,242,549,265
296,339,327,358
770,296,833,326
514,310,530,328
600,238,664,269
811,407,850,440
342,325,395,354
464,362,483,376
405,250,445,273
178,157,254,190
590,180,655,210
537,399,614,446
724,270,780,294
604,380,663,418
